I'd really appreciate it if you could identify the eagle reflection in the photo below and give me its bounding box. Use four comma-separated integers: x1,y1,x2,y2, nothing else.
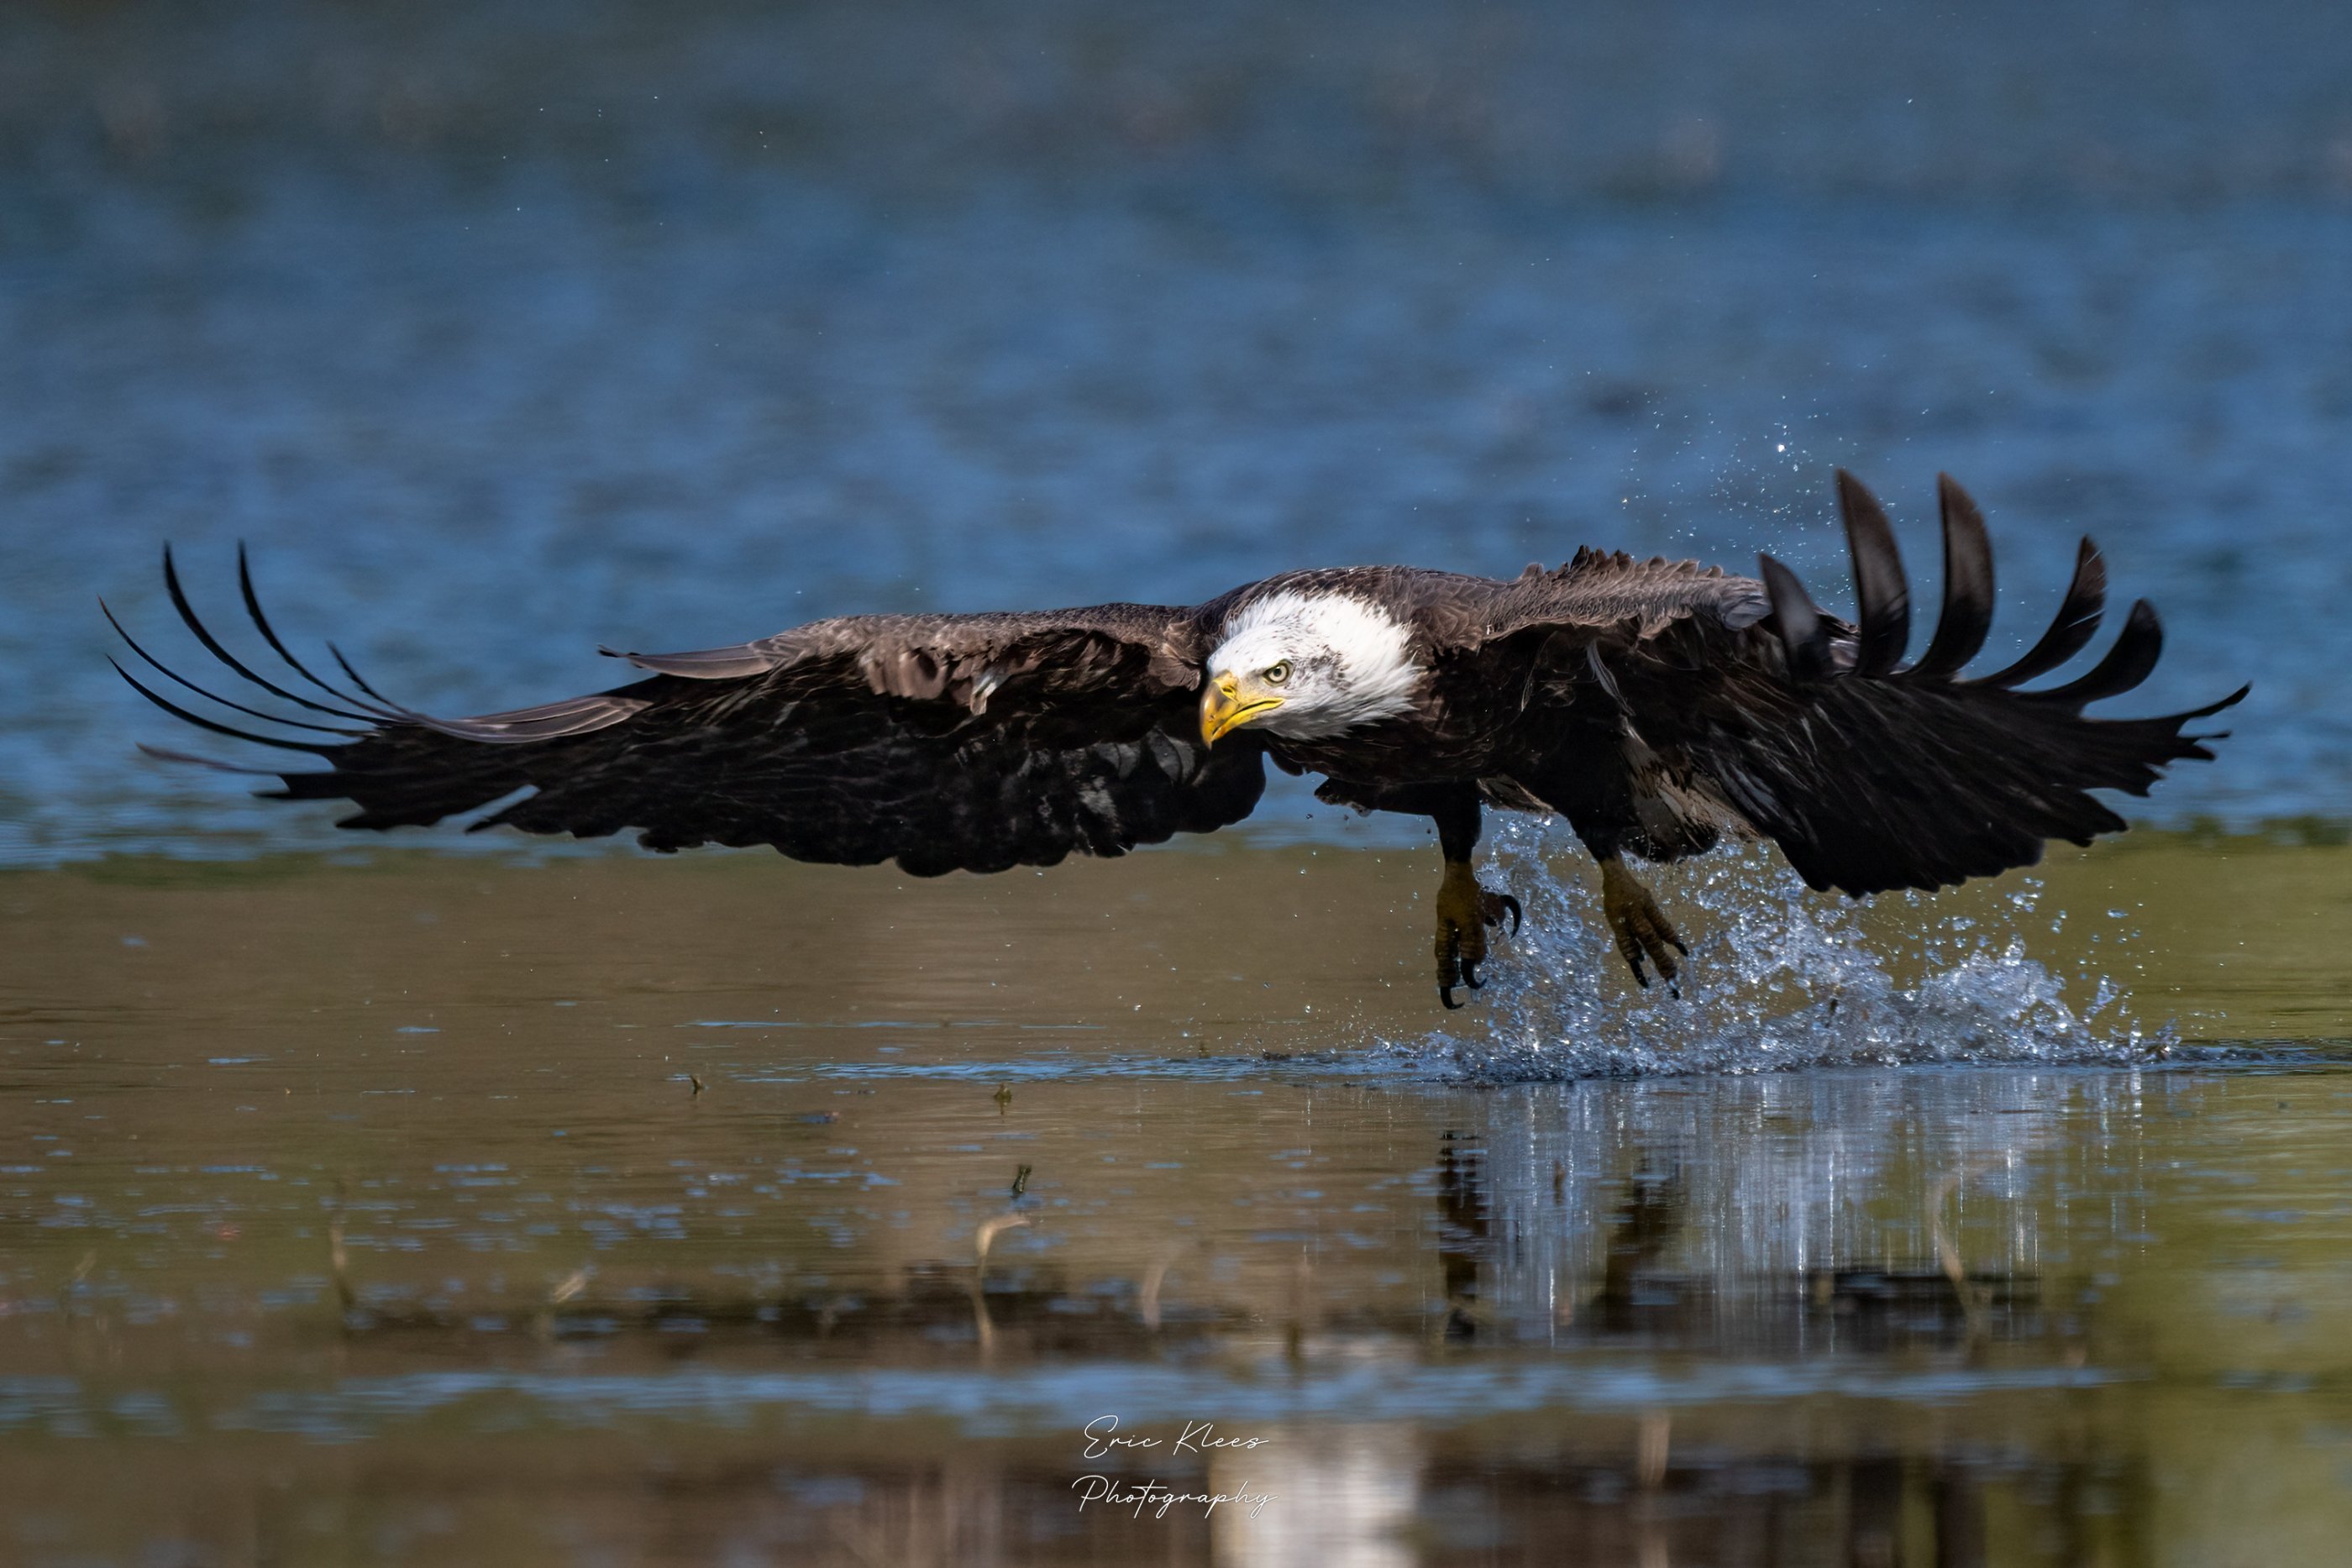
1412,1125,2124,1567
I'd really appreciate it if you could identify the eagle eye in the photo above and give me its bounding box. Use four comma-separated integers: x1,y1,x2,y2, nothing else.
1263,661,1292,685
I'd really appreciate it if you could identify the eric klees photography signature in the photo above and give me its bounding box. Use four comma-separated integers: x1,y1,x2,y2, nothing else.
1069,1414,1282,1520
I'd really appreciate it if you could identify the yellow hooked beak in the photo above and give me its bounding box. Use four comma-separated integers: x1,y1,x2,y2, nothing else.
1200,674,1284,745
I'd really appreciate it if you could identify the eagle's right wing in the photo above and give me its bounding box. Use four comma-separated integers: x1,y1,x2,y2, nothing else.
111,553,1264,875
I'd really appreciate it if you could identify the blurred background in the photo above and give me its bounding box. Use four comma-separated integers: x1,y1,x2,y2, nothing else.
4,0,2351,863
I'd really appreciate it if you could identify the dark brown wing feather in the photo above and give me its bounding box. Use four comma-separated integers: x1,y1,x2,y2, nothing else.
1571,471,2241,895
1470,549,1774,642
116,565,1263,876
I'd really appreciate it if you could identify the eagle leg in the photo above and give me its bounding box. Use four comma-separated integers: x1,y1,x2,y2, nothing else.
1599,855,1686,993
1395,784,1519,1009
1316,778,1522,1007
1436,859,1523,1008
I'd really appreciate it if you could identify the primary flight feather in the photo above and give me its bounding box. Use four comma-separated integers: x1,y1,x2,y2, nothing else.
113,470,2243,1007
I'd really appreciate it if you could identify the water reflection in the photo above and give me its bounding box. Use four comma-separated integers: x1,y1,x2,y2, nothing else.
1213,1428,1419,1568
10,1067,2319,1562
295,1075,2101,1356
5,846,2352,1561
1469,1074,2102,1354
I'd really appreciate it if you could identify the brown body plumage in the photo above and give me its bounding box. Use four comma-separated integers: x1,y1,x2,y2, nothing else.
111,471,2242,1005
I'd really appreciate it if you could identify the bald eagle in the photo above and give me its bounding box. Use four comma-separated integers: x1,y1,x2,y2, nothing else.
113,471,2240,1007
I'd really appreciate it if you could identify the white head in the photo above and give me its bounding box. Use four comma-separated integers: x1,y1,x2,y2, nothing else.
1199,590,1422,744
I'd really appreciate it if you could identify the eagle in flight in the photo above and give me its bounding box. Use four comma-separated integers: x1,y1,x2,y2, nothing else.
113,471,2241,1008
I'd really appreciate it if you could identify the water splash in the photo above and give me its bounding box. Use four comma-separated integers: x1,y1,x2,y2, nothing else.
1383,815,2172,1081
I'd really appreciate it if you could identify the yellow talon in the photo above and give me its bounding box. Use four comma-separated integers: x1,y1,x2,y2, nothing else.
1600,855,1687,991
1434,859,1524,1007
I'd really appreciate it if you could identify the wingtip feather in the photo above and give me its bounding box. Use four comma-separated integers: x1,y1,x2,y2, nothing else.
110,657,340,755
1907,473,1995,682
1835,470,1909,677
2036,597,2163,707
1973,534,2108,689
1758,553,1835,681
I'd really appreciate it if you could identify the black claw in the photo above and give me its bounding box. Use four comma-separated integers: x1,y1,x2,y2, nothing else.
1439,984,1464,1009
1500,894,1523,935
1671,936,1689,956
1462,957,1483,989
1629,957,1651,989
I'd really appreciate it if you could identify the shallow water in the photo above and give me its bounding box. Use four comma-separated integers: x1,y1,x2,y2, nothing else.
4,836,2352,1562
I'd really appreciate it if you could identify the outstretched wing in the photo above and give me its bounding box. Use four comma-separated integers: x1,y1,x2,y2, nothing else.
109,551,1264,876
1547,472,2242,894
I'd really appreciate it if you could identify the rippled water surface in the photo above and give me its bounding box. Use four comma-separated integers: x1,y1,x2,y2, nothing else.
4,838,2352,1563
8,2,2352,1562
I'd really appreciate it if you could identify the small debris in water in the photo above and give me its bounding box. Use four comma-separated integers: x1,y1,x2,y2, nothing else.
1011,1162,1032,1198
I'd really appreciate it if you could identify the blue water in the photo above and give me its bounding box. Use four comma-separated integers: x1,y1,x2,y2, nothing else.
6,0,2350,867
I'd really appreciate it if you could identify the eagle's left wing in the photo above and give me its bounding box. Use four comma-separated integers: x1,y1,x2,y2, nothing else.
110,551,1264,875
1515,473,2242,894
